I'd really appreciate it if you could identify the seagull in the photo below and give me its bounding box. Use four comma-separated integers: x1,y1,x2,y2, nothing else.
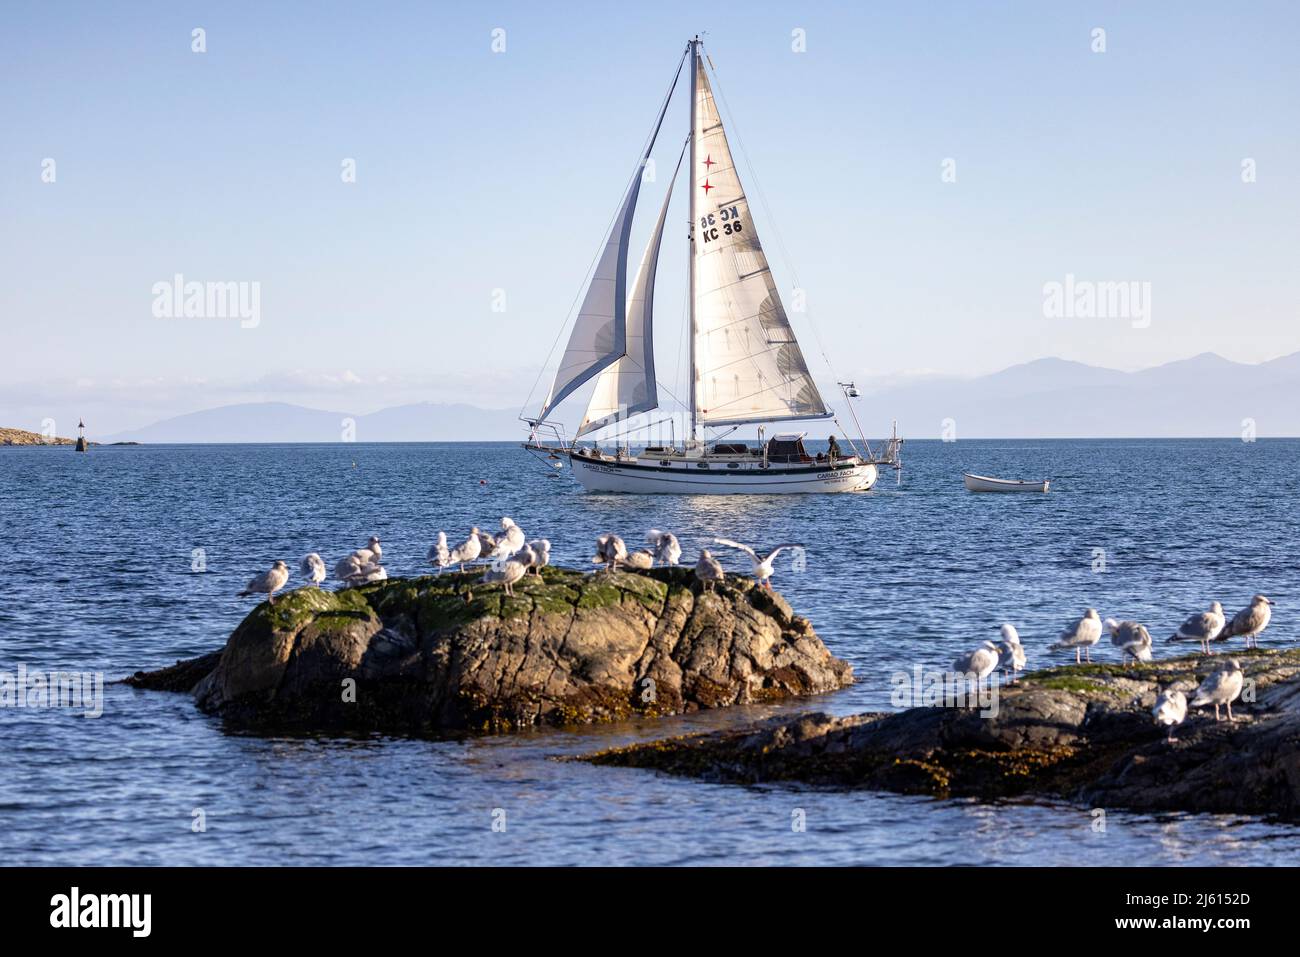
1190,658,1245,722
345,562,387,586
475,528,498,554
333,553,364,584
1217,595,1274,650
646,529,682,566
239,560,290,605
524,539,550,576
593,534,627,573
1152,688,1188,742
509,542,537,573
1106,618,1153,663
427,531,451,574
954,641,1001,684
299,553,326,588
996,624,1027,681
694,549,725,592
480,556,528,596
712,538,803,590
1049,608,1103,663
334,535,384,584
623,549,655,570
488,517,526,561
353,535,381,565
1167,601,1227,655
448,527,483,572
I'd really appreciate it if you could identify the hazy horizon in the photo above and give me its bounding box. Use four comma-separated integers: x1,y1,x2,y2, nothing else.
4,1,1298,437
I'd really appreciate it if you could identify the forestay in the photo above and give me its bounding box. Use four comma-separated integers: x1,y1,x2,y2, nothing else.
578,147,685,437
538,57,683,422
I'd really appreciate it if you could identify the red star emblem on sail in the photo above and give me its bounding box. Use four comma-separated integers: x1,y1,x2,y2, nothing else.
701,179,713,194
703,155,715,169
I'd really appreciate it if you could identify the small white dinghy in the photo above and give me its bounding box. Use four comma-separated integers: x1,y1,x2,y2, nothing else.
963,473,1050,493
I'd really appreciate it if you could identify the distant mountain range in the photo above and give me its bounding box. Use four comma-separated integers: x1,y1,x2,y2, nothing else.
855,351,1300,439
97,352,1300,442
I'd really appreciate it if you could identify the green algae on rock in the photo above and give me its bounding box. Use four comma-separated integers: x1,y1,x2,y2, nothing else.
125,566,852,734
579,648,1300,819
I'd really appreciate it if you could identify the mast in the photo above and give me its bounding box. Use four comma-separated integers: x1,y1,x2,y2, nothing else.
687,37,700,444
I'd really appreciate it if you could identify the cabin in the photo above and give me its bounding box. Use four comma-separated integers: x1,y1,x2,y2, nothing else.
765,432,813,464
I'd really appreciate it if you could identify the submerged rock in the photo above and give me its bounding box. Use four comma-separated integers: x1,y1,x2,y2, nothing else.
125,566,851,733
581,650,1300,819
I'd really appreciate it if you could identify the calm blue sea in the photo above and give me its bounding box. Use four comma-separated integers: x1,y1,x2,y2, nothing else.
2,439,1298,865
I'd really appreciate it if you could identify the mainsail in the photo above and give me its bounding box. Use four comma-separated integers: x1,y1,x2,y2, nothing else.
577,148,684,437
690,56,828,426
538,56,684,423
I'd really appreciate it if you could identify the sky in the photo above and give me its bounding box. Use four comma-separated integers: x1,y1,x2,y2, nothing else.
2,1,1298,436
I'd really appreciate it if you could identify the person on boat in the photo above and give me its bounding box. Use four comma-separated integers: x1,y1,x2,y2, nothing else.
827,435,841,461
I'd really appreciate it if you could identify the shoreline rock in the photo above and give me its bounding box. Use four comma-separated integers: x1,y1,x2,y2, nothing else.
580,649,1300,819
125,566,852,734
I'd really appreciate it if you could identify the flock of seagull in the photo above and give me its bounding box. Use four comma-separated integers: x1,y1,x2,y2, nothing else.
235,523,1277,744
235,520,802,604
951,594,1275,741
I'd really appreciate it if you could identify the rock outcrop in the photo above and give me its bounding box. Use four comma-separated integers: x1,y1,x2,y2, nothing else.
0,427,80,446
126,566,852,733
582,650,1300,818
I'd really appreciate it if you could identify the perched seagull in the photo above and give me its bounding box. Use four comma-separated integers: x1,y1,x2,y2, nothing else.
524,539,550,576
334,535,384,584
239,560,290,605
475,529,498,553
427,532,451,574
646,529,682,567
333,553,364,584
488,517,526,561
345,562,387,586
481,556,528,596
1106,618,1154,663
712,538,803,590
623,549,655,570
954,641,1001,684
996,624,1027,681
1218,595,1274,650
1167,601,1227,655
1049,608,1103,663
353,535,382,566
1191,658,1245,722
694,549,725,592
510,542,537,573
449,528,483,572
300,553,327,588
593,534,627,573
1152,688,1188,742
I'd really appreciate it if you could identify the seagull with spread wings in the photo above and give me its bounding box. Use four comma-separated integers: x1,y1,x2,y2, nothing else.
712,538,803,590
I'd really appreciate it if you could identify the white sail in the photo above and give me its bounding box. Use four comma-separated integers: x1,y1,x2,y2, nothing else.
577,153,682,437
690,57,828,426
536,174,641,421
538,55,684,424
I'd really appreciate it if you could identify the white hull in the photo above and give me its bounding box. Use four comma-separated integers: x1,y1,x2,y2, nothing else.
963,472,1050,493
569,454,877,494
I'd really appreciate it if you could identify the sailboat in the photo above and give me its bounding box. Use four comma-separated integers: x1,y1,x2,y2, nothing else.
524,38,900,494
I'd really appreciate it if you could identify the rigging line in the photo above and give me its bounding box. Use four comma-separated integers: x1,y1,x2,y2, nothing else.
519,43,690,421
579,137,691,442
672,228,690,418
586,135,691,432
702,46,843,388
647,135,693,418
